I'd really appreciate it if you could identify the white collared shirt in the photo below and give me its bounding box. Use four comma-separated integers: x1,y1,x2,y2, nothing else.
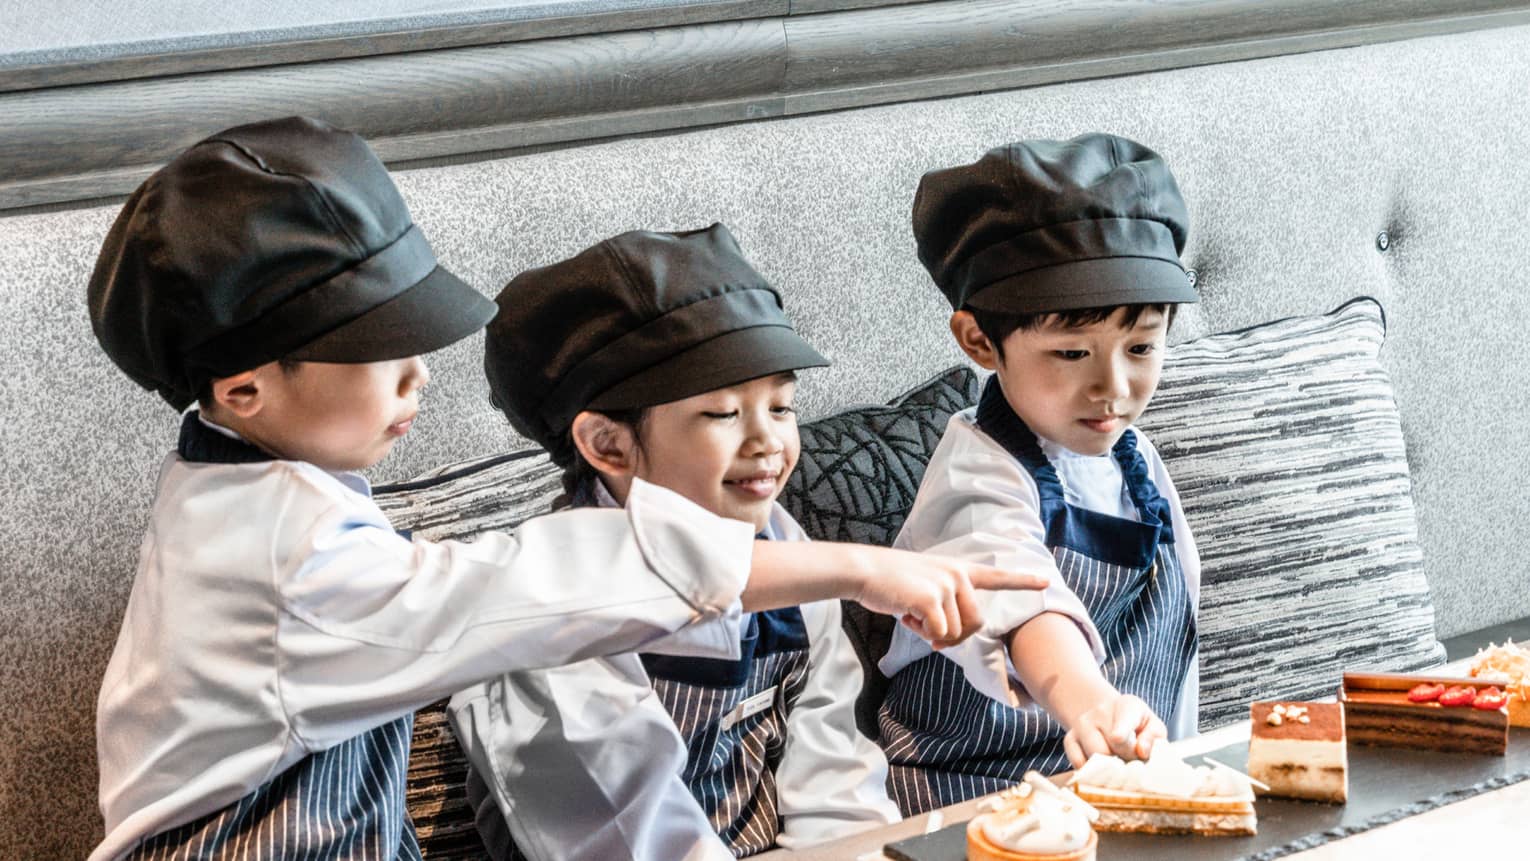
92,427,755,861
449,489,901,861
879,409,1202,739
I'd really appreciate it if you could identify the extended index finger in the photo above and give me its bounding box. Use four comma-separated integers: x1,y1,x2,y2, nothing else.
965,565,1050,592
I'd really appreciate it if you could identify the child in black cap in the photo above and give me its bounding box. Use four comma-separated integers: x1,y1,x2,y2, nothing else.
455,224,1018,859
876,133,1204,815
85,120,1034,861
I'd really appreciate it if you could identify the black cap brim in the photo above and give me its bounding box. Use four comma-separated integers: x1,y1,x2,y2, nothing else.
965,256,1198,314
289,265,497,362
588,325,829,411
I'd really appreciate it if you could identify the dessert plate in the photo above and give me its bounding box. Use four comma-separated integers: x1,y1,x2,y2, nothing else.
886,728,1530,861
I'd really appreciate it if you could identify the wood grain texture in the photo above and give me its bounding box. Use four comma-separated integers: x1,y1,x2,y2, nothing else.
0,19,784,187
5,0,1530,210
0,1,782,94
783,0,1530,89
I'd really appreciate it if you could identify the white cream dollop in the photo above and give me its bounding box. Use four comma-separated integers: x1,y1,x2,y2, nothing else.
1070,749,1254,800
978,787,1094,854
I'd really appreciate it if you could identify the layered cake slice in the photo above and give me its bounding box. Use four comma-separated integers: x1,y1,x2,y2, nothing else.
1468,640,1530,728
1341,671,1509,755
1247,701,1347,803
1067,749,1256,837
966,772,1099,861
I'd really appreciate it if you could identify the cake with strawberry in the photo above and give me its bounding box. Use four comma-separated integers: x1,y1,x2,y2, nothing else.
1340,671,1509,755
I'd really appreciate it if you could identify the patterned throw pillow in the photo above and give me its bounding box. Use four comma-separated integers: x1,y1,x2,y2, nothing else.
373,451,562,860
782,365,981,546
1140,297,1446,729
778,365,983,736
375,448,560,541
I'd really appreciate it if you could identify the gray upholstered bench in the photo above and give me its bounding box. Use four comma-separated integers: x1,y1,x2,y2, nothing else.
372,299,1482,855
4,9,1530,858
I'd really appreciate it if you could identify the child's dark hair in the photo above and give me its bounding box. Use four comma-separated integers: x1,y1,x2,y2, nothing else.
971,303,1177,358
552,407,648,511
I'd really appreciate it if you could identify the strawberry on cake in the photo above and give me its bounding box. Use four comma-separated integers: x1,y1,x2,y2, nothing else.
1341,671,1509,755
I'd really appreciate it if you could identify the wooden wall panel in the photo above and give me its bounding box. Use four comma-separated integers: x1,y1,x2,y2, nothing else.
1,20,786,209
4,0,1529,211
0,1,782,93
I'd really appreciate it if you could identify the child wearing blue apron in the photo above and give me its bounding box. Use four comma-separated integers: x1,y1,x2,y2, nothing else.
877,134,1204,815
85,122,1035,861
86,119,768,861
452,224,950,859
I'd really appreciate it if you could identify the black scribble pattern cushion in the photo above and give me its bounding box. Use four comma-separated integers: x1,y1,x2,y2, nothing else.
779,366,982,738
782,366,980,546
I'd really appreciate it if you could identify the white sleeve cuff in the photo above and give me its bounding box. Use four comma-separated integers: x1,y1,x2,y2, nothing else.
626,477,755,614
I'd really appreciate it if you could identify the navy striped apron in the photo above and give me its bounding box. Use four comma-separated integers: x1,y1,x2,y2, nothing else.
474,491,814,860
879,378,1197,816
126,413,423,859
469,608,813,861
641,606,812,857
125,717,421,861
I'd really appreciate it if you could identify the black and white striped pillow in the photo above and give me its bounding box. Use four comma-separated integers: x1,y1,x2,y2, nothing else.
1139,297,1446,730
375,448,560,541
374,452,561,860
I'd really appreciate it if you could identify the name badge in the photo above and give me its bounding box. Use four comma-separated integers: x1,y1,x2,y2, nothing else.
720,686,779,731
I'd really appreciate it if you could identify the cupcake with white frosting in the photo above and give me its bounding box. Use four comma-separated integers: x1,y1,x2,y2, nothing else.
966,772,1099,861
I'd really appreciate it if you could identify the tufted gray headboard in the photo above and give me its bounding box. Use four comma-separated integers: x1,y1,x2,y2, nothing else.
2,22,1528,859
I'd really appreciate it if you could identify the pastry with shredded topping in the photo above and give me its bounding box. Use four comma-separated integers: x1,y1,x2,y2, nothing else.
1469,640,1530,727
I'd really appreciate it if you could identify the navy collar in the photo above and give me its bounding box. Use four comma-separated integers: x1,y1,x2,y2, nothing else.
973,375,1174,567
177,411,274,465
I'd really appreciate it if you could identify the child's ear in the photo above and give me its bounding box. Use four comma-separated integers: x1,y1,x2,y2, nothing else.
209,369,265,418
949,311,1001,370
570,411,640,479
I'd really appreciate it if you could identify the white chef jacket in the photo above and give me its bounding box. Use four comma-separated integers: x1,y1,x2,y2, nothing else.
92,418,754,861
878,409,1202,740
450,485,900,860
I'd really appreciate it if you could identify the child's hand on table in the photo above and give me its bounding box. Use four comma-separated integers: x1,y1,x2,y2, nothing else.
1063,694,1166,766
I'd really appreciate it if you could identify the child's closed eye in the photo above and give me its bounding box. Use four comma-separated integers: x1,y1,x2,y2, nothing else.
771,405,796,416
702,410,739,420
1052,349,1088,360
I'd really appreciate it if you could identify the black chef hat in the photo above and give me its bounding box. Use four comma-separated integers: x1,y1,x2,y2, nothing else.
88,116,495,409
484,223,828,462
913,132,1197,313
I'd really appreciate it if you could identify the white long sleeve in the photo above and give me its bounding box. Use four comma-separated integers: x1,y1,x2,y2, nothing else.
450,502,899,860
450,657,733,861
773,594,902,848
94,456,753,861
